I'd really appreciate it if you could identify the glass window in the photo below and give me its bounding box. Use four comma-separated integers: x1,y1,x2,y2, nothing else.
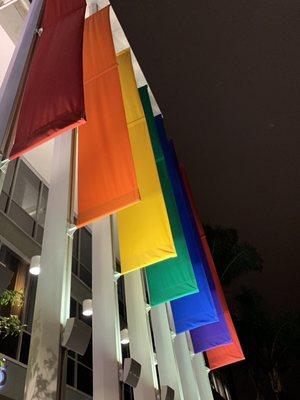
12,161,40,219
0,334,18,359
2,159,16,194
24,275,38,332
37,185,48,228
78,337,92,368
8,201,35,236
72,257,78,275
36,225,44,244
19,331,31,364
70,297,77,318
0,192,8,212
80,229,92,270
67,357,75,387
73,230,79,258
79,264,92,288
77,364,93,396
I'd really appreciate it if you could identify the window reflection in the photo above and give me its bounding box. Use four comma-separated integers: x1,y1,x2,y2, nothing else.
72,228,92,289
1,159,49,243
37,185,48,228
12,161,40,219
80,228,92,270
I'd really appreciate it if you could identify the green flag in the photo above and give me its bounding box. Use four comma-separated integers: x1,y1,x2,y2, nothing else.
139,86,198,306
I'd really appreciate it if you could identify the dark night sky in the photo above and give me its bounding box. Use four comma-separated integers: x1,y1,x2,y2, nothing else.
111,0,300,313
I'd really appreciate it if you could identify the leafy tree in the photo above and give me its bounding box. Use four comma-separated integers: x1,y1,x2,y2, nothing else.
234,287,299,400
203,224,298,399
204,224,263,285
0,289,26,337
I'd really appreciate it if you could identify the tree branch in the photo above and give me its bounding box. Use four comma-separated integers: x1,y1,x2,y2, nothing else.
221,250,245,281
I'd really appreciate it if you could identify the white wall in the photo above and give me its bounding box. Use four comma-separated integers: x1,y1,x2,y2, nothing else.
0,26,14,87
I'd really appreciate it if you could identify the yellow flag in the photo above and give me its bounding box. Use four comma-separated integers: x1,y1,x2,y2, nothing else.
117,49,176,273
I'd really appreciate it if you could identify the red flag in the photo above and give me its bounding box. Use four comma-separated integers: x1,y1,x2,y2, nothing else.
10,0,86,160
180,165,245,369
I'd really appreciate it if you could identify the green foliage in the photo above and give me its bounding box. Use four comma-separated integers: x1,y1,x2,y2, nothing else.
0,315,26,337
234,287,300,399
204,224,263,285
0,289,24,308
0,290,26,338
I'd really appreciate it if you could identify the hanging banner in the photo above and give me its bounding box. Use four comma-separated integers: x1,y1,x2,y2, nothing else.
117,50,176,274
179,166,232,352
155,115,217,333
206,312,245,369
76,7,139,228
179,168,245,367
10,0,86,159
139,86,198,306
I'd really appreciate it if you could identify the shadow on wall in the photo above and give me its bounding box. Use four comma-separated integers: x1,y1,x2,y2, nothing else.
24,312,58,400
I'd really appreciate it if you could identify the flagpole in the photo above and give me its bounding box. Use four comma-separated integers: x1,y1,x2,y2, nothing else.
0,0,44,164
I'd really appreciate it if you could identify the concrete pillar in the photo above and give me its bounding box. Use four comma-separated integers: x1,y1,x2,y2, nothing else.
24,133,72,400
92,217,121,399
192,352,214,400
173,333,201,400
125,270,157,400
151,304,184,400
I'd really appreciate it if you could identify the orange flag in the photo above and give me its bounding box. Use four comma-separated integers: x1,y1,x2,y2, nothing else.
77,7,139,228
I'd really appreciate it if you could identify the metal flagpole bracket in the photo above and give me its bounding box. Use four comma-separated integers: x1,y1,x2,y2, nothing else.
189,350,195,358
36,27,43,37
170,330,176,341
0,159,9,173
145,303,151,313
113,271,121,283
67,224,77,238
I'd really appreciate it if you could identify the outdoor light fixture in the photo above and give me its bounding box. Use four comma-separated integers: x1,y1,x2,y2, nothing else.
29,255,41,276
82,299,93,316
120,328,129,345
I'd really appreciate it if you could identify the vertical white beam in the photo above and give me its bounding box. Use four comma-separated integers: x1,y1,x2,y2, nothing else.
125,270,157,400
0,0,44,153
92,217,120,399
151,305,184,400
192,353,214,400
24,133,72,400
173,333,201,400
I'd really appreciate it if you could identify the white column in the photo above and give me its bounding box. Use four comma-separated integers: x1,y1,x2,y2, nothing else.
92,217,120,399
173,333,201,400
192,353,214,400
151,305,184,400
125,270,157,400
24,133,72,400
0,0,44,153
